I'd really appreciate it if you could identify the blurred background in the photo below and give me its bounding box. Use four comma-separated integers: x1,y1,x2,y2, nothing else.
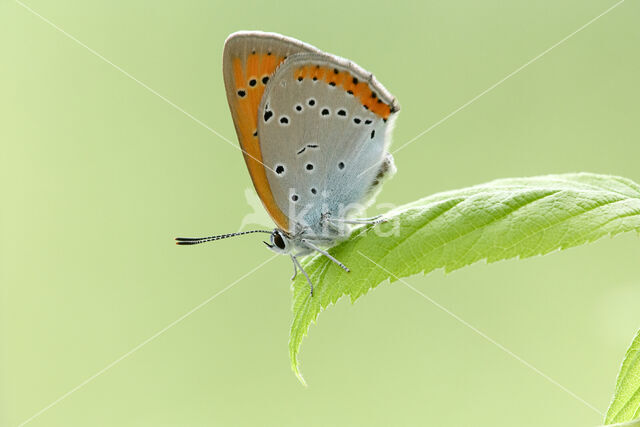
1,1,639,426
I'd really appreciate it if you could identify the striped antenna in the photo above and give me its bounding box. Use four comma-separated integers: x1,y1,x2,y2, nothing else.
175,230,272,245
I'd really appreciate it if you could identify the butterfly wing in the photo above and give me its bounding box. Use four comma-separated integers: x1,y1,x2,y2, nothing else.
257,52,400,237
222,32,320,232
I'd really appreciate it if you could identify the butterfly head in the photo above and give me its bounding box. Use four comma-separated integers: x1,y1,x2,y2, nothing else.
264,229,292,254
175,228,295,255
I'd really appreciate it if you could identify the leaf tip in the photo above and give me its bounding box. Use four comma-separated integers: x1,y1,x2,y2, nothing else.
291,359,307,386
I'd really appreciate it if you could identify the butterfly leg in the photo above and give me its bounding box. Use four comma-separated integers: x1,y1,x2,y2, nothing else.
290,255,298,281
329,214,387,225
291,255,313,296
301,239,350,273
355,214,384,221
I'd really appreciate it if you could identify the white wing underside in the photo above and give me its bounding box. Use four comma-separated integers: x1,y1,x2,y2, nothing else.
258,53,398,240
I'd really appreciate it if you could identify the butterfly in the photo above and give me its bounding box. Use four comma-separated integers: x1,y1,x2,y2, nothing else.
176,31,400,295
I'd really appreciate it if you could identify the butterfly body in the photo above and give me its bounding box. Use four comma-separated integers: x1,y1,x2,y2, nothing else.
178,31,400,295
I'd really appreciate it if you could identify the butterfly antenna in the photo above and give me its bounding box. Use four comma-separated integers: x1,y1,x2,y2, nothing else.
175,230,272,245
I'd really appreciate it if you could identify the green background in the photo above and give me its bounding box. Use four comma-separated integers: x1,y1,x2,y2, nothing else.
2,0,639,426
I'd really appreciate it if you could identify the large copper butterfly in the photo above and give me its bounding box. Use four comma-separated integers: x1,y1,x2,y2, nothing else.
177,31,400,295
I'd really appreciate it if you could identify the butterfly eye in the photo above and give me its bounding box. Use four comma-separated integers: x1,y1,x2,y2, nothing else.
271,231,286,250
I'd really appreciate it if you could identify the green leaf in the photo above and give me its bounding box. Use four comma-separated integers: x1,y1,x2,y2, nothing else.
606,329,640,424
606,420,640,427
289,173,640,384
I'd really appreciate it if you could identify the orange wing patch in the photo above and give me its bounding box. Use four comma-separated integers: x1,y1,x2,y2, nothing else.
295,65,394,120
229,52,289,231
